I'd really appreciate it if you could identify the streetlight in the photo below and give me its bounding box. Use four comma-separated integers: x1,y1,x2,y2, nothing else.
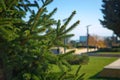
86,25,91,53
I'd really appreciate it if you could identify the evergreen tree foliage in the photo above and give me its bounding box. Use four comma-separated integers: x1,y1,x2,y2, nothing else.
0,0,85,80
100,0,120,37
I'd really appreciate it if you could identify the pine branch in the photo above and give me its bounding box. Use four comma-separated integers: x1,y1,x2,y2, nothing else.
18,3,37,7
0,0,6,10
56,20,61,35
58,34,74,39
75,65,81,76
43,0,53,7
31,8,45,32
34,1,39,9
32,27,46,34
8,0,18,9
62,20,80,35
61,60,71,71
59,50,75,58
60,11,76,32
41,0,45,4
75,73,85,80
48,8,57,19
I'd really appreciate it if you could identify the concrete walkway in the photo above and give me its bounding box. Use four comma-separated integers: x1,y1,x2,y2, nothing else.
99,58,120,78
104,58,120,69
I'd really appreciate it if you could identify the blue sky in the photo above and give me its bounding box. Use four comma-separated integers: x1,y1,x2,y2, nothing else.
46,0,113,40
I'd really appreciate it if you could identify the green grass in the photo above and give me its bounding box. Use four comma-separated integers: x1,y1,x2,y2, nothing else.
71,57,118,80
52,56,118,80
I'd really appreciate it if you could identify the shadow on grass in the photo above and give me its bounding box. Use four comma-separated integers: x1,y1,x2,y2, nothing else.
89,71,120,80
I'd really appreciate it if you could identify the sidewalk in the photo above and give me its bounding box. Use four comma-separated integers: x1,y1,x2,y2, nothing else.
105,58,120,69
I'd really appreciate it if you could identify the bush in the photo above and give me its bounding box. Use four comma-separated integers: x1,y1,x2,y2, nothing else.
64,54,89,65
98,47,120,52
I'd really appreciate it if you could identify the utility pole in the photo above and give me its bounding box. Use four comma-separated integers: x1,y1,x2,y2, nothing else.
86,25,91,53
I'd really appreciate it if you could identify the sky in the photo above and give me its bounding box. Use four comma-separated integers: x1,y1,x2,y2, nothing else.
46,0,113,40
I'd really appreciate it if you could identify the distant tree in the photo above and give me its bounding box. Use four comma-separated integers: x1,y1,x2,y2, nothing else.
104,36,119,47
97,40,106,48
0,0,85,80
88,35,97,47
88,35,107,48
100,0,120,37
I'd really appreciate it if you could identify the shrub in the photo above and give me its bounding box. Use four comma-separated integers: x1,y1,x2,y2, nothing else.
98,48,120,52
64,54,89,65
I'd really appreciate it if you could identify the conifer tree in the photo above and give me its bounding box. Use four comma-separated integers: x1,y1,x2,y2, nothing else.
100,0,120,37
0,0,85,80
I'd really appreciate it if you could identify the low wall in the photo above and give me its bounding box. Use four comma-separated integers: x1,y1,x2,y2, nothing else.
99,68,120,78
99,58,120,78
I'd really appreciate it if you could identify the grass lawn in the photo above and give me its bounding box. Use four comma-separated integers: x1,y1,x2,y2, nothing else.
71,57,118,80
52,56,118,80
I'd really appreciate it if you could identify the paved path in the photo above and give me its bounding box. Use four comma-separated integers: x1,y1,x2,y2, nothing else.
104,58,120,69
